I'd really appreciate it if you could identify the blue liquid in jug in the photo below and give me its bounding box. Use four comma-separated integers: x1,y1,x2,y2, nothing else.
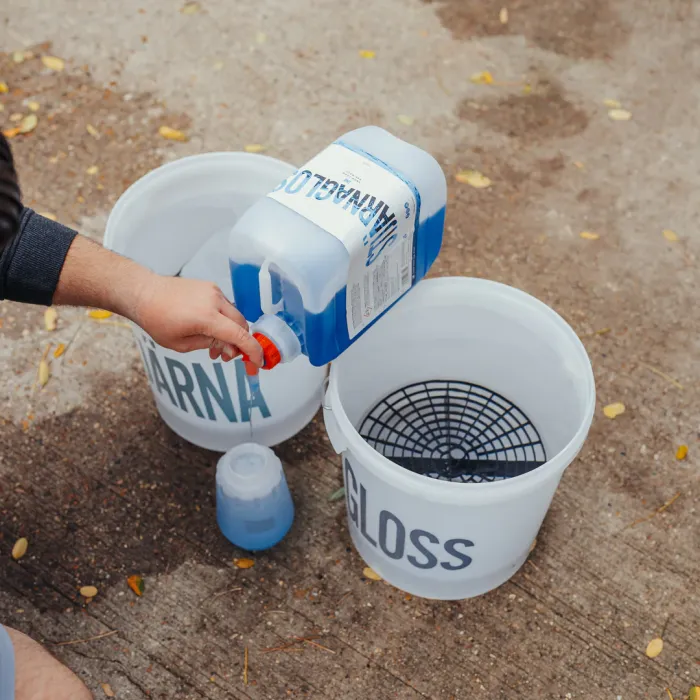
230,206,445,367
216,480,294,552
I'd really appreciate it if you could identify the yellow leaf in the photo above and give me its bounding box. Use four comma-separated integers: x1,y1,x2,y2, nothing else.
9,113,23,123
608,108,632,121
88,309,113,319
579,231,600,240
662,229,678,242
470,71,494,85
603,402,625,419
158,125,188,142
234,558,255,569
80,585,98,598
455,169,492,188
573,161,585,169
41,56,65,72
19,114,38,134
675,444,688,460
359,50,376,59
27,101,40,112
244,144,266,153
255,31,267,44
363,566,382,581
38,360,50,387
603,98,621,109
86,123,100,138
397,114,415,126
180,2,201,13
0,82,8,94
12,51,26,64
44,307,58,331
689,686,700,700
499,7,509,23
101,683,116,698
2,127,21,139
12,537,28,560
522,83,532,95
645,637,663,658
86,165,99,175
53,343,66,359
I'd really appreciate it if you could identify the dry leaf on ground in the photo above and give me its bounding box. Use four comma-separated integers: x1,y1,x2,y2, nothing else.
397,114,415,125
88,309,113,319
499,7,508,23
470,70,494,85
44,307,58,331
2,127,21,139
80,585,98,598
0,82,8,94
180,1,201,13
608,108,632,121
38,360,50,387
244,144,265,153
328,486,346,502
603,402,625,419
53,343,66,359
359,50,376,59
86,123,100,138
455,170,492,188
579,231,600,240
234,558,255,569
689,686,700,700
158,125,188,142
645,637,663,658
86,165,99,175
603,98,621,108
12,538,28,560
363,566,382,581
19,114,38,134
127,575,145,596
255,31,267,44
27,101,40,112
675,444,688,460
662,229,679,242
101,683,116,698
41,56,65,72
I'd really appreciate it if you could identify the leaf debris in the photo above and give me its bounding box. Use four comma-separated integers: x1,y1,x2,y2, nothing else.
638,362,683,390
158,125,188,142
180,1,201,13
579,231,600,240
44,307,58,331
603,98,621,108
359,50,376,59
244,144,265,153
38,360,50,387
363,566,382,581
80,585,99,599
53,630,119,647
662,229,679,242
397,114,415,125
645,637,663,658
101,683,116,697
603,402,625,419
328,486,346,502
88,309,113,320
41,56,65,72
127,575,145,596
499,7,509,23
626,491,681,529
608,108,632,121
243,646,249,685
234,557,255,569
19,114,38,134
675,444,688,460
12,537,28,560
455,169,492,188
470,70,494,85
53,343,66,359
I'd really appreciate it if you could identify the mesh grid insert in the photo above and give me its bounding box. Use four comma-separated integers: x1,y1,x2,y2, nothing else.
358,380,547,483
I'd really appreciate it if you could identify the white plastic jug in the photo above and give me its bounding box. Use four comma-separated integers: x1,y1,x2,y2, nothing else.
104,153,327,451
323,278,595,599
229,126,447,376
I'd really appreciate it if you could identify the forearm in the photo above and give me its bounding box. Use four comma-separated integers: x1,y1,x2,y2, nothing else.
53,234,155,320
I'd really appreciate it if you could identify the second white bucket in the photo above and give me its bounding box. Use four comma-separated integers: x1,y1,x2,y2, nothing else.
104,153,327,451
324,277,595,599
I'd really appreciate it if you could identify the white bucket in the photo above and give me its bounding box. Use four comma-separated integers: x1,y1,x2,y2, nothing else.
324,277,595,599
104,153,327,451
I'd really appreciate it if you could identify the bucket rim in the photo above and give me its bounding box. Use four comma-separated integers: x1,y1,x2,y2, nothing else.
327,276,596,497
104,151,294,250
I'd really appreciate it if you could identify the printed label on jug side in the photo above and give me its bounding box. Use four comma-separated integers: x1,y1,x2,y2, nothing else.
267,142,419,339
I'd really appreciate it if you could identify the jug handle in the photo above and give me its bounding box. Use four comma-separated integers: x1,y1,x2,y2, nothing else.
258,260,283,315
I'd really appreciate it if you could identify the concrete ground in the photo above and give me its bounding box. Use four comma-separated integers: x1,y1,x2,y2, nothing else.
1,0,699,697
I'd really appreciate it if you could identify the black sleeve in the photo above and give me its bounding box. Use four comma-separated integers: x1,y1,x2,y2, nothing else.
0,207,78,306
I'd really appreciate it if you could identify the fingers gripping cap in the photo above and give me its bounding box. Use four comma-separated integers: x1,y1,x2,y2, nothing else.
243,333,281,375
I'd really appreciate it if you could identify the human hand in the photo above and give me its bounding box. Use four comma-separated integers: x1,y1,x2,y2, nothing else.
131,274,263,365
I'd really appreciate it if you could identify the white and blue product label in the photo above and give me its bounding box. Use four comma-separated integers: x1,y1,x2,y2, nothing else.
267,142,419,339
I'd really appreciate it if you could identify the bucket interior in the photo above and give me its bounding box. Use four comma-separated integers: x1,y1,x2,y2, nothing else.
333,279,593,483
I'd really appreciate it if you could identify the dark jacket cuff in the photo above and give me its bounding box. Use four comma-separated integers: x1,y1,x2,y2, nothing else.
0,208,78,305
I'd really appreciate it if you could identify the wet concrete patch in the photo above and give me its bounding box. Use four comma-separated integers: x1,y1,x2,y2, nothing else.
424,0,629,60
459,81,589,143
